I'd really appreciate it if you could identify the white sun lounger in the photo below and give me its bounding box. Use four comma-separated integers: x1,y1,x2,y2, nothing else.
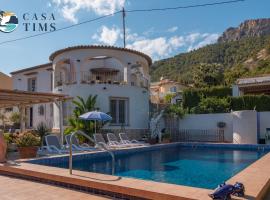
119,133,148,146
94,133,125,149
107,133,136,147
65,134,96,151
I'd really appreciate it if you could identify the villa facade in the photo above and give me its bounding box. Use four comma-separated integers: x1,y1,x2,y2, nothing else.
150,78,187,104
11,45,152,134
0,72,12,90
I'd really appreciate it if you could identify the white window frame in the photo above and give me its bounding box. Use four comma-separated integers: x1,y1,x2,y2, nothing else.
109,97,129,126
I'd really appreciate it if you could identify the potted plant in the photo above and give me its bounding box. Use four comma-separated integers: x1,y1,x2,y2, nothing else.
162,131,171,143
36,122,50,146
217,122,226,129
16,132,40,158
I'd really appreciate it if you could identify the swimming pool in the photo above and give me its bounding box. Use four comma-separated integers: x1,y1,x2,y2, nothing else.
28,143,269,189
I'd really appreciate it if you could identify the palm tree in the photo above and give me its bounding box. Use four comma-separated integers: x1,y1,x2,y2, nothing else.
65,95,98,136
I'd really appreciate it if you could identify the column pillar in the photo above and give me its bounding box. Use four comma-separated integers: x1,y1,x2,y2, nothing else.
19,106,26,133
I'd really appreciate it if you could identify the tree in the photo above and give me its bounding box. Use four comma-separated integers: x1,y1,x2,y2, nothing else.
193,63,224,88
65,95,98,136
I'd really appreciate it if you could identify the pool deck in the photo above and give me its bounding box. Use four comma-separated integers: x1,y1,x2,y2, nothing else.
0,175,111,200
0,145,270,200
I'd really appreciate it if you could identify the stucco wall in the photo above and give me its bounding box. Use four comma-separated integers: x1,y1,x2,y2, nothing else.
258,112,270,139
53,84,149,130
178,113,233,142
0,72,12,90
232,110,257,144
12,67,54,129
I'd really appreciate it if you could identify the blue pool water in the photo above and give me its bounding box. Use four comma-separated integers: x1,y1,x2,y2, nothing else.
28,144,268,189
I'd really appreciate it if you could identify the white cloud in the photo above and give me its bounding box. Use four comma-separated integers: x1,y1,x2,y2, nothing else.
167,26,178,33
187,33,219,51
92,26,120,45
92,25,219,60
126,36,185,59
52,0,126,23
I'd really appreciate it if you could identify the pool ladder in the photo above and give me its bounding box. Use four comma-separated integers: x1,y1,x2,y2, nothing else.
69,130,115,175
257,146,265,152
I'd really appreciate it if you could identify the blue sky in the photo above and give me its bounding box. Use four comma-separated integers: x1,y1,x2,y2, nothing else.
0,0,269,75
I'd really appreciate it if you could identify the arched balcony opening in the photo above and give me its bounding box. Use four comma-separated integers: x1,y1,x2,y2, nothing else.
54,59,76,87
80,56,125,85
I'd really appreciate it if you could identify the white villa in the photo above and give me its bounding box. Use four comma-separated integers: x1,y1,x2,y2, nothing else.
10,45,152,134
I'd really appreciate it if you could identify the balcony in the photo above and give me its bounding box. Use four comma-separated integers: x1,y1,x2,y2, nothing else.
80,68,124,85
55,72,76,87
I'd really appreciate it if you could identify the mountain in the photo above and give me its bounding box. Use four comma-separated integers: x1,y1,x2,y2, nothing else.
150,18,270,85
218,18,270,43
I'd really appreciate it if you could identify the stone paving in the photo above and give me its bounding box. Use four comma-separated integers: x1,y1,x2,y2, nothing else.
0,175,113,200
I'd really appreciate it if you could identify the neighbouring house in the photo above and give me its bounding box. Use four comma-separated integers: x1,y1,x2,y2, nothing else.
0,72,12,90
233,75,270,96
10,45,152,135
150,77,187,104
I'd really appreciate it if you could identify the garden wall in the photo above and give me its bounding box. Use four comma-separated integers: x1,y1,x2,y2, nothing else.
173,111,270,144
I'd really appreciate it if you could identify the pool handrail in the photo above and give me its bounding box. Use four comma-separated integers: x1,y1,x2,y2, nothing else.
69,130,115,175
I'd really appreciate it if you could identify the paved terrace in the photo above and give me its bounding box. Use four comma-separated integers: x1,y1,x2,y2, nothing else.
0,175,112,200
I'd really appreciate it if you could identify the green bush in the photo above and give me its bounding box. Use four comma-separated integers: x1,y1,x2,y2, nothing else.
191,97,231,114
164,104,186,118
230,95,270,111
182,86,232,109
16,132,40,147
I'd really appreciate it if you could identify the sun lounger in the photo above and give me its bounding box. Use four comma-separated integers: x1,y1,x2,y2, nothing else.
39,134,69,154
65,134,96,151
107,133,135,147
119,133,148,146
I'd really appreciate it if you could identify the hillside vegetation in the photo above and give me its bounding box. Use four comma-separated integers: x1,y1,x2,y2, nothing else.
151,35,270,85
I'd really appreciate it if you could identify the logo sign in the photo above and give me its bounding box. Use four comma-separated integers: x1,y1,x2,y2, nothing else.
0,10,18,33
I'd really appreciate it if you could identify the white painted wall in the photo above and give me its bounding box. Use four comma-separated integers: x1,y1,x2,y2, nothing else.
53,84,149,130
258,112,270,139
12,66,54,129
178,113,233,142
232,110,257,144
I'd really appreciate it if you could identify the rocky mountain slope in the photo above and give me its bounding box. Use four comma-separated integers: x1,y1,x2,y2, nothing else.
218,18,270,43
150,18,270,85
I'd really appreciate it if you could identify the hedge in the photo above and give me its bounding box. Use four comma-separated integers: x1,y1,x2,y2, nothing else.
188,95,270,114
230,95,270,112
182,86,232,109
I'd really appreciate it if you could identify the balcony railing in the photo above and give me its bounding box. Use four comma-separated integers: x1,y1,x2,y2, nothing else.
55,72,77,87
80,71,124,85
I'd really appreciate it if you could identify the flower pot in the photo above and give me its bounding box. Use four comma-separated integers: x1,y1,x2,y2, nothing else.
18,146,38,159
162,138,171,144
8,143,17,152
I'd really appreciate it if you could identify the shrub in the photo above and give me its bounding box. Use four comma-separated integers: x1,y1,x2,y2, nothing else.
191,97,231,114
164,104,186,118
182,86,232,109
230,95,270,111
16,132,40,147
36,122,50,146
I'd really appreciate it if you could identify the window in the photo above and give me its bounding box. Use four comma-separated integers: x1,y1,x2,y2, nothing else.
4,108,13,112
28,77,37,92
170,86,177,93
110,98,129,125
38,105,45,116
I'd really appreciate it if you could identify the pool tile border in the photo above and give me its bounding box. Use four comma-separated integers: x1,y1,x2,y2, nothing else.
1,142,270,200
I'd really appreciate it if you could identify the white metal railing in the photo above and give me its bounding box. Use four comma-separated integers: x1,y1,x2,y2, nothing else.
172,129,225,142
55,72,77,87
80,71,124,84
69,130,115,175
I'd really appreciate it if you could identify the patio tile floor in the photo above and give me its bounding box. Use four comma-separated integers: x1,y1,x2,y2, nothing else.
0,175,113,200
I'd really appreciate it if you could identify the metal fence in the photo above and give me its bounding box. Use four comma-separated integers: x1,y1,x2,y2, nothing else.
171,129,225,142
